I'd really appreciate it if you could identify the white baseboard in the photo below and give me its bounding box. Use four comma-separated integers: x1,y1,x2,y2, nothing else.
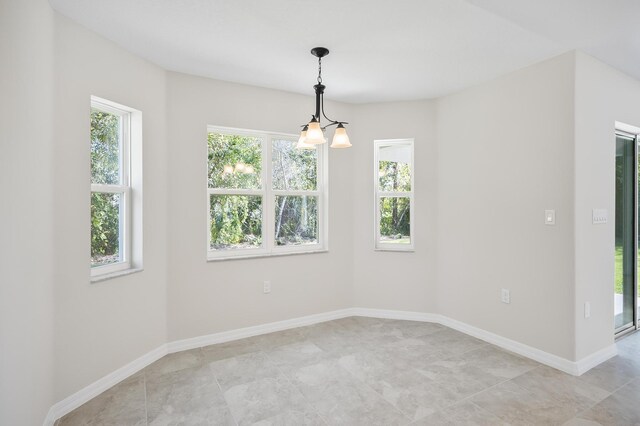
44,344,168,426
166,308,355,353
436,315,580,375
44,307,618,424
350,307,618,377
575,343,618,375
351,307,440,323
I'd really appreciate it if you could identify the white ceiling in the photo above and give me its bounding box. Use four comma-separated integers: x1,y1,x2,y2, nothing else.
49,0,640,103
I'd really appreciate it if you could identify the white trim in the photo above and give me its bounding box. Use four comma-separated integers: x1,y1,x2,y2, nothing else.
167,309,353,353
575,343,618,375
351,307,440,322
437,315,581,375
89,267,143,283
44,307,618,424
90,96,139,279
44,344,167,425
43,408,57,426
350,307,618,376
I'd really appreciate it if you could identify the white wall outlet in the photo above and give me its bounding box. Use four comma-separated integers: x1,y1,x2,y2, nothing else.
501,288,510,304
544,209,555,225
585,302,591,318
263,280,271,294
592,209,608,224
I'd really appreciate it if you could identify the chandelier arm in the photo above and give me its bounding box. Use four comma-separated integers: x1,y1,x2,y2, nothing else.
320,93,342,125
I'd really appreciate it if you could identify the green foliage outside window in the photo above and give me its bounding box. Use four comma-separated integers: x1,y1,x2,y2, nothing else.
379,160,411,242
275,196,318,246
273,140,318,245
91,193,121,266
208,133,320,250
208,133,262,189
209,195,262,249
90,110,122,266
208,133,263,249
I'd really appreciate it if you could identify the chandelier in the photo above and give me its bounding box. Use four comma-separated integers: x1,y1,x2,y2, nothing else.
297,47,351,149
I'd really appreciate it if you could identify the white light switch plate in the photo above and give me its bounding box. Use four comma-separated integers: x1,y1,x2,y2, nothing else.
501,288,510,304
545,210,555,225
592,209,608,224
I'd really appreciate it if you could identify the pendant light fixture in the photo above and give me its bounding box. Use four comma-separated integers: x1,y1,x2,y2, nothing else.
296,47,351,149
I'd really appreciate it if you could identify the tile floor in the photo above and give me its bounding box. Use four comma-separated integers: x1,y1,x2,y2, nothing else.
56,317,640,425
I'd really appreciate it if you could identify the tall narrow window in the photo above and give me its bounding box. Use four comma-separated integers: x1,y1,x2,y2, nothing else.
207,126,326,260
90,97,140,278
374,139,414,251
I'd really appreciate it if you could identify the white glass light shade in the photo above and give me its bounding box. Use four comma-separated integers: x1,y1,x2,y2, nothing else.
330,125,351,148
296,129,315,149
234,163,245,172
305,120,326,145
244,165,255,174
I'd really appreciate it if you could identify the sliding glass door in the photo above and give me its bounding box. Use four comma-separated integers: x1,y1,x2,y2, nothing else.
615,132,639,334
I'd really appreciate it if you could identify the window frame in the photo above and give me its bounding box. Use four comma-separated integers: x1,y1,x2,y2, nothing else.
373,138,415,252
207,126,328,261
90,97,138,279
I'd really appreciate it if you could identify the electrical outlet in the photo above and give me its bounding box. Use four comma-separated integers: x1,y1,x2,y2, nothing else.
585,302,591,318
263,280,271,294
501,288,510,304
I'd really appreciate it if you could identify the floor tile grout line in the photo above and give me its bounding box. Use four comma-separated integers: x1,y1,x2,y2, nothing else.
143,369,148,426
236,341,331,425
327,330,418,423
262,332,371,426
468,400,504,422
442,373,523,420
273,360,331,426
213,373,239,426
275,321,412,424
572,373,638,419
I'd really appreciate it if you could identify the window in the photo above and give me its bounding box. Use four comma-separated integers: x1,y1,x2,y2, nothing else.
374,139,414,251
207,127,326,259
90,97,141,278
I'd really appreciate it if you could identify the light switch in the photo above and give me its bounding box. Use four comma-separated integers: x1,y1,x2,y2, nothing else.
545,210,555,225
592,209,607,224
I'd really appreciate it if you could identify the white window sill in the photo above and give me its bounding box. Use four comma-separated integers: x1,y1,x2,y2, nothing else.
207,248,328,262
90,268,144,283
374,247,415,253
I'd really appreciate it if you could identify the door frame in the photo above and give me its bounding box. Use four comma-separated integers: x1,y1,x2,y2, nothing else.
615,129,639,337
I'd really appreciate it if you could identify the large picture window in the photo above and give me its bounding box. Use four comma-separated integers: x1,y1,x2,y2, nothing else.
90,97,138,277
207,127,326,259
374,139,414,251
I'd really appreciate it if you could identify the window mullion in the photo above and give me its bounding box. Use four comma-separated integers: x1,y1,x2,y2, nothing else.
91,184,128,193
264,135,273,252
378,191,413,198
207,188,264,196
272,190,319,197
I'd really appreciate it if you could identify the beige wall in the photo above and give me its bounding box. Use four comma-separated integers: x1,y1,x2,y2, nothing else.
351,101,438,313
436,53,577,360
574,52,640,359
0,1,55,424
52,14,169,400
165,72,355,341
